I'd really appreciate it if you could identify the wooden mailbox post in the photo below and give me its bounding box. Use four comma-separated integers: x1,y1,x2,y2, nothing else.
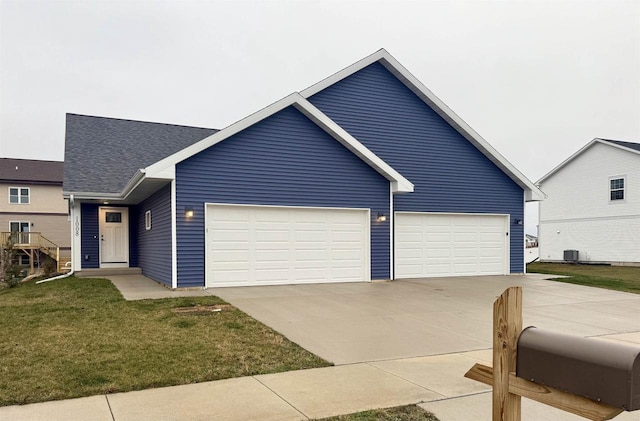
464,287,627,421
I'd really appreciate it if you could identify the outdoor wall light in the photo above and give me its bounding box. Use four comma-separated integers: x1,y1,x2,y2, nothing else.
377,213,387,222
513,218,523,225
185,209,194,218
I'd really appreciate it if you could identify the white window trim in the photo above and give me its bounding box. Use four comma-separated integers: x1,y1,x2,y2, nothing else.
9,221,30,231
8,186,30,204
8,221,30,244
145,210,152,230
609,175,626,203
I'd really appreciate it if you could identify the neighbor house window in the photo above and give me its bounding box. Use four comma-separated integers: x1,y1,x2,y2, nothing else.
9,221,30,244
610,177,625,201
8,187,29,204
145,210,152,230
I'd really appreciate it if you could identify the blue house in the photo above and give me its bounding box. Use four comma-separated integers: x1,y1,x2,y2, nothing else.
63,49,543,288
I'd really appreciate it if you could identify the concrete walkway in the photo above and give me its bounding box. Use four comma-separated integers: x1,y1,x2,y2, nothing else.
3,343,640,421
3,275,640,420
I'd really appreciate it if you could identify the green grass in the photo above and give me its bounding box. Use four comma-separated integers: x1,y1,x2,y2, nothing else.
0,277,330,406
527,262,640,294
314,405,439,421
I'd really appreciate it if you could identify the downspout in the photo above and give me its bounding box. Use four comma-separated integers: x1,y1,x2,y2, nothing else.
37,194,75,284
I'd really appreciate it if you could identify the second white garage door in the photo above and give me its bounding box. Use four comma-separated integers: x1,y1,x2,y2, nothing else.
395,213,508,278
206,204,370,287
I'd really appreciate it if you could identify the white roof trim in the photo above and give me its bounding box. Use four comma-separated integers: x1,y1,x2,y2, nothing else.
293,98,413,192
301,48,545,202
145,92,413,193
63,169,146,200
537,138,640,185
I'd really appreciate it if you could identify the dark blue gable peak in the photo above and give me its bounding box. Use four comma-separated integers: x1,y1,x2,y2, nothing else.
306,58,526,273
301,49,543,202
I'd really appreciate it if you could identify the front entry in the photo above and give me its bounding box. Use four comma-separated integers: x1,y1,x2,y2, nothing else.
99,207,129,266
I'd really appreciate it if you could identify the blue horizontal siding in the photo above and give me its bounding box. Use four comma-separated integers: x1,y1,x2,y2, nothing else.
176,106,390,288
81,204,99,269
129,207,139,268
134,184,172,286
81,203,138,270
309,62,524,272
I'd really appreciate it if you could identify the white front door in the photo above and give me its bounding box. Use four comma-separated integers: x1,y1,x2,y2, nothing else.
99,207,129,266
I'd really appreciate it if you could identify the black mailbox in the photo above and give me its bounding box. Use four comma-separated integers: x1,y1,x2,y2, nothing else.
517,327,640,411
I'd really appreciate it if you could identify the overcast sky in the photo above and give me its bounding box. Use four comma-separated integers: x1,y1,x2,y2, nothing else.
1,0,639,234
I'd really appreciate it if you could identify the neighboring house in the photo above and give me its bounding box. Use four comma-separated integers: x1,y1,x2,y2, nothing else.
0,158,70,269
525,234,538,248
537,138,640,265
64,49,543,288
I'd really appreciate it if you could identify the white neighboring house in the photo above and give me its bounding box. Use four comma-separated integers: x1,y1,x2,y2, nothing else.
537,138,640,265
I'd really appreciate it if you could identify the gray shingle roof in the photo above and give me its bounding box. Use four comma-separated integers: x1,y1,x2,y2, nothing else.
64,114,217,194
0,158,63,184
603,139,640,152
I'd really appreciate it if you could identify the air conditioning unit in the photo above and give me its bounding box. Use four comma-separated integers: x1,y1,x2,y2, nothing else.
563,250,579,263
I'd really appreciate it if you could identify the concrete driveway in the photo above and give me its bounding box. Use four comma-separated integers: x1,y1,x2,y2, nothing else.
213,274,640,365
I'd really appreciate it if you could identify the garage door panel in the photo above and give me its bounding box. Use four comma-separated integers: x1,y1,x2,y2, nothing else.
212,229,249,242
294,231,327,242
207,205,369,287
479,247,502,257
426,248,451,258
254,269,291,282
395,213,507,278
255,249,289,261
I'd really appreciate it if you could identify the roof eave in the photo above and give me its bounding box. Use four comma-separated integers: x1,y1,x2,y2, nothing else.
63,169,149,201
534,138,640,185
145,93,413,193
302,49,543,201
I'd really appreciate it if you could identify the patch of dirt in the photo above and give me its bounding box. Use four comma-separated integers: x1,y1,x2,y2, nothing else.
171,304,235,314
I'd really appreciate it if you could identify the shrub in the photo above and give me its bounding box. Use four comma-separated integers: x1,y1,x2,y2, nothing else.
0,240,21,287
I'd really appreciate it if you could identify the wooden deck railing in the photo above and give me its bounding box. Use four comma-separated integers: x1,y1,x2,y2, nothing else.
1,232,63,272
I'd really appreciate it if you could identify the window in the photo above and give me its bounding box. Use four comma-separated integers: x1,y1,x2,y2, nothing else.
9,221,30,244
145,210,152,230
105,212,122,223
610,177,625,201
8,187,29,204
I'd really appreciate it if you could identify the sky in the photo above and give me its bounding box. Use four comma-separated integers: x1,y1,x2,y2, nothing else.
1,0,639,235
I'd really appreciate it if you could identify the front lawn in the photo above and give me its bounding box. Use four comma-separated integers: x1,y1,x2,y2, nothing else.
527,262,640,294
0,277,330,406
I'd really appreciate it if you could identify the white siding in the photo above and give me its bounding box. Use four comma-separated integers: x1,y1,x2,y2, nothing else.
539,142,640,263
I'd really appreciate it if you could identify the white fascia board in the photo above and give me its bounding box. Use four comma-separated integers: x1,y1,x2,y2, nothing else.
536,138,601,185
144,93,304,179
62,191,123,200
293,97,413,193
602,139,640,155
301,49,544,202
301,49,388,97
537,138,640,186
143,91,413,193
62,169,147,201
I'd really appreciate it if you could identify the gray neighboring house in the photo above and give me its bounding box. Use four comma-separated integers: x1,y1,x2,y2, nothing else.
0,158,70,270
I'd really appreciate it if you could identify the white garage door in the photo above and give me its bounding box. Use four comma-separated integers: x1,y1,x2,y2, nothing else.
395,213,508,278
206,204,370,287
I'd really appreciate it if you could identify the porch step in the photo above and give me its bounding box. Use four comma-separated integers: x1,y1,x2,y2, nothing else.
76,267,142,277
